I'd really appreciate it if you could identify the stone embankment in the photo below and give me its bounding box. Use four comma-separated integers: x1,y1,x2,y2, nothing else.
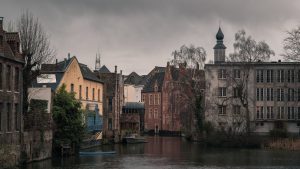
267,138,300,151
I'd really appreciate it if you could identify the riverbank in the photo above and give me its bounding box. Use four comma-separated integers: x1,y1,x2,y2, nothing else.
266,138,300,151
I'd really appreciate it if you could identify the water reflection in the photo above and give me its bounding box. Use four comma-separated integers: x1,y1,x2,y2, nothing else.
24,136,300,169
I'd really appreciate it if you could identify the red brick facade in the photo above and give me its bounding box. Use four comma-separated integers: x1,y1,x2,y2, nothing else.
142,63,205,134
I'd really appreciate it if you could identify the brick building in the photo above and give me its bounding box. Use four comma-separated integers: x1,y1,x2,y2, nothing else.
95,65,124,142
142,64,205,135
0,17,23,164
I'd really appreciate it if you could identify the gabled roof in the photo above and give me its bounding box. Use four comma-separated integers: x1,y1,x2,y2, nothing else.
41,58,73,72
124,71,144,85
79,64,103,83
98,65,111,73
142,72,165,93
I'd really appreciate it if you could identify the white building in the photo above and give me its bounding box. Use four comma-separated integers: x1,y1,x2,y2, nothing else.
28,87,52,114
205,27,300,135
124,72,145,103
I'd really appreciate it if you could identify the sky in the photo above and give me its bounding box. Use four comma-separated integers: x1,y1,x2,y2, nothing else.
1,0,300,75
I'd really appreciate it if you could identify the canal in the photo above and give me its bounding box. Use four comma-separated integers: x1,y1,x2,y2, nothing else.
24,136,300,169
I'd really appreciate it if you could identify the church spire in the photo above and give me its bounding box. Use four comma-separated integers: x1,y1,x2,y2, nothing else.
214,27,226,63
95,52,101,70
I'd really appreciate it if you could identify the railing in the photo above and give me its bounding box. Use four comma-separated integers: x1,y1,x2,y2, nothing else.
86,125,103,132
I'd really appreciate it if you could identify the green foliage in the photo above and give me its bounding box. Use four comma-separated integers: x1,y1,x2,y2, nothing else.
24,99,51,132
52,84,85,154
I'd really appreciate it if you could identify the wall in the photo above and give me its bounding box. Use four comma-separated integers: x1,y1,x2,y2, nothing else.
28,87,52,114
124,84,143,102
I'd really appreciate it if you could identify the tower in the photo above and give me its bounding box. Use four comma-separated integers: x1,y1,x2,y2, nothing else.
213,27,226,63
95,52,101,70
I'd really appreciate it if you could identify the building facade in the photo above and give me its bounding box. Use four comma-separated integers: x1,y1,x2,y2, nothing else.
95,65,124,142
124,72,145,103
35,56,104,132
0,17,23,165
205,27,300,135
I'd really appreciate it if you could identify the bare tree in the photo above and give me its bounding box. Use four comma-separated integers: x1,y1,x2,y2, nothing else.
17,10,55,113
226,30,274,134
169,44,206,138
171,44,206,70
282,26,300,61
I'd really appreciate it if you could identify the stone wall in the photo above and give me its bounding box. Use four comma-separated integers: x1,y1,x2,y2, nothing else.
22,130,52,162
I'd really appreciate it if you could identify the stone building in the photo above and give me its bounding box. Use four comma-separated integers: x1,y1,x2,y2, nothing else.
142,64,205,135
121,102,145,134
205,27,300,135
35,55,104,133
95,65,124,142
0,17,23,165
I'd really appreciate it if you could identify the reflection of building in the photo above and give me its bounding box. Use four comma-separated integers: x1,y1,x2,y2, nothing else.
34,55,104,133
121,102,145,134
95,65,124,142
205,27,300,135
0,17,23,164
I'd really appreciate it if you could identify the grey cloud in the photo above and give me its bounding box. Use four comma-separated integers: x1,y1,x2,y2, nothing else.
1,0,300,74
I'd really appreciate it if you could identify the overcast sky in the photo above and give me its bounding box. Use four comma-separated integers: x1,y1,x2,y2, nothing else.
1,0,300,74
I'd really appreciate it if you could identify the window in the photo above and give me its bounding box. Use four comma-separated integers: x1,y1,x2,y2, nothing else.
7,103,11,131
287,107,295,120
142,94,145,102
260,88,264,101
233,105,241,115
15,104,19,131
298,107,300,119
288,88,295,102
298,70,300,83
154,108,158,118
86,87,89,100
218,87,227,97
6,65,11,91
98,89,100,101
108,118,112,130
218,105,226,115
14,67,19,91
256,106,264,119
287,70,295,83
233,69,241,79
277,70,284,83
233,87,240,98
149,108,153,119
0,63,3,90
277,88,284,101
92,88,95,100
108,98,113,111
79,85,82,99
149,94,154,105
266,106,274,119
266,88,273,101
157,94,160,105
256,70,264,83
0,103,2,131
218,69,226,79
266,70,273,83
256,88,260,101
70,83,74,93
277,107,285,119
154,94,157,105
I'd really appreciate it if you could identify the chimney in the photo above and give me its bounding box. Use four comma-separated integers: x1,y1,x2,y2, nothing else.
0,17,3,31
68,53,70,60
115,65,117,73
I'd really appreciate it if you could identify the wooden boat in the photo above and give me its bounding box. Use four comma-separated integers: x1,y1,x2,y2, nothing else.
79,151,116,156
123,134,147,144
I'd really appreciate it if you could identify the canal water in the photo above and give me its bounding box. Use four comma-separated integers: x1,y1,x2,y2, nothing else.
24,136,300,169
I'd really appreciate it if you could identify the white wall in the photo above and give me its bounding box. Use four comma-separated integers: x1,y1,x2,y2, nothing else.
124,84,143,103
28,87,52,113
